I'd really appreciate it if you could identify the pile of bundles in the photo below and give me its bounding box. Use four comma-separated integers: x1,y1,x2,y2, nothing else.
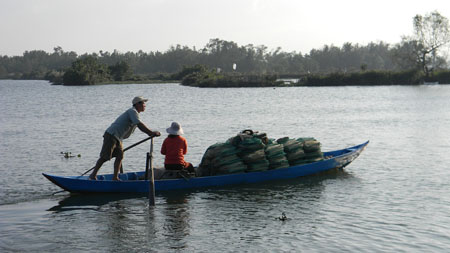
276,137,324,166
196,130,324,177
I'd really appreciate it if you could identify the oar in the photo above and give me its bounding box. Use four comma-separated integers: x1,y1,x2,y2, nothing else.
79,136,153,177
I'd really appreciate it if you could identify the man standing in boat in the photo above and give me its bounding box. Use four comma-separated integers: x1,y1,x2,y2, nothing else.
89,96,161,181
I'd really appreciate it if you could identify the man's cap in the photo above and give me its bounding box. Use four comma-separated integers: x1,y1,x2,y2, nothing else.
132,96,148,105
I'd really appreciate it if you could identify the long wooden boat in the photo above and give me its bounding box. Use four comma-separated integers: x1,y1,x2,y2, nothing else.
43,141,368,194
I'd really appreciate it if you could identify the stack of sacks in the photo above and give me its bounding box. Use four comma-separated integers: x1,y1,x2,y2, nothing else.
283,137,324,166
196,142,247,176
264,139,289,170
196,131,325,177
236,133,270,172
277,137,306,166
297,138,324,164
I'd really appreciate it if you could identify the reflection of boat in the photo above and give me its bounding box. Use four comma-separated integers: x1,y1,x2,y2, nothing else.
47,193,145,212
423,81,439,85
43,141,368,194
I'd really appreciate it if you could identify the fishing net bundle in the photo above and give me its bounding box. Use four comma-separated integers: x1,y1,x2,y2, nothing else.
196,142,246,176
287,138,324,166
196,130,324,177
235,134,270,172
265,141,289,170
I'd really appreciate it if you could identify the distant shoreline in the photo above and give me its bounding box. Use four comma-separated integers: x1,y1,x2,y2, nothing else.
50,79,180,86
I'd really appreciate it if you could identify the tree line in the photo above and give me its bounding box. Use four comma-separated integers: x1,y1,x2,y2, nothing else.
0,11,448,85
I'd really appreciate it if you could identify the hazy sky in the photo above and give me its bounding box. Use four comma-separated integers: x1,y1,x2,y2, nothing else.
1,0,449,56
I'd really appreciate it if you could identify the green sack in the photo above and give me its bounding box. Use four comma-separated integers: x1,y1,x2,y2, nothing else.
238,137,265,150
269,159,290,170
296,137,316,143
286,149,306,161
283,139,303,153
216,161,247,175
267,152,288,162
276,137,290,144
265,144,285,157
242,149,266,163
303,140,321,153
213,154,243,167
246,159,270,172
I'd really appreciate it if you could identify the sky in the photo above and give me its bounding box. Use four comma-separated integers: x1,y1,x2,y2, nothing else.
1,0,449,56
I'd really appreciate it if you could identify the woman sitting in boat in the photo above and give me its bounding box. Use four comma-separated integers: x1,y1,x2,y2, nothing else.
161,122,194,173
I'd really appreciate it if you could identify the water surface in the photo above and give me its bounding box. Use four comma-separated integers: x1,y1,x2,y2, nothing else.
1,80,450,252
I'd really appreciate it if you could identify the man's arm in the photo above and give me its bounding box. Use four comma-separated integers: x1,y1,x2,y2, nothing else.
137,122,161,137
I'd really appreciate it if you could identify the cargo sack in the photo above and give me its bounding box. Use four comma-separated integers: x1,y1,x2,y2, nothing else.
283,139,304,153
242,149,266,163
196,144,218,176
265,144,285,158
238,137,265,151
286,149,306,161
276,137,290,144
268,154,288,163
267,154,289,170
200,143,238,163
296,137,316,143
215,161,247,175
227,135,245,146
246,159,270,172
269,159,290,170
267,153,287,161
213,143,240,156
265,143,289,170
197,142,241,176
303,140,321,153
254,132,269,145
213,154,242,168
227,130,268,146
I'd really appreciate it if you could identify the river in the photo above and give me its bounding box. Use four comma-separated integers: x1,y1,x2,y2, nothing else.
1,80,450,252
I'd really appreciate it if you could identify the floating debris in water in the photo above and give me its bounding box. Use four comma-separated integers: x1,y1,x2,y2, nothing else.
60,152,81,158
278,212,288,221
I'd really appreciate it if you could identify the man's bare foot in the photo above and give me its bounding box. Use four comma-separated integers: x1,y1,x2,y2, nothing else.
112,177,121,181
89,176,97,180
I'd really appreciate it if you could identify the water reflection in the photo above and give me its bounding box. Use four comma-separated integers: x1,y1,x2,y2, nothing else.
193,169,355,224
47,193,147,212
159,192,192,250
203,168,353,199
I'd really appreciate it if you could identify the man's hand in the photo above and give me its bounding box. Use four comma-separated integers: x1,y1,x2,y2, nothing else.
150,131,161,137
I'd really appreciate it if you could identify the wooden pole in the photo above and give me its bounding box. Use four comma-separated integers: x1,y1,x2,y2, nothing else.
148,137,155,206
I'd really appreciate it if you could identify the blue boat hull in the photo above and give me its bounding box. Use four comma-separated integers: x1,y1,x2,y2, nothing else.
43,141,368,193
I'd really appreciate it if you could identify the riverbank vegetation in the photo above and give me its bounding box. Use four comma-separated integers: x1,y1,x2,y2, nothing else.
179,66,450,87
0,11,449,86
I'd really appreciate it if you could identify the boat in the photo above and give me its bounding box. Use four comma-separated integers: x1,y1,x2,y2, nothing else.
43,141,368,194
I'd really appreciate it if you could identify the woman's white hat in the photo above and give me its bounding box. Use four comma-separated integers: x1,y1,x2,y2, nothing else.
166,122,184,135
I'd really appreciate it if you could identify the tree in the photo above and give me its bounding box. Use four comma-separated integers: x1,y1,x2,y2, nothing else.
108,60,133,81
63,56,111,85
390,39,419,70
411,11,450,77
